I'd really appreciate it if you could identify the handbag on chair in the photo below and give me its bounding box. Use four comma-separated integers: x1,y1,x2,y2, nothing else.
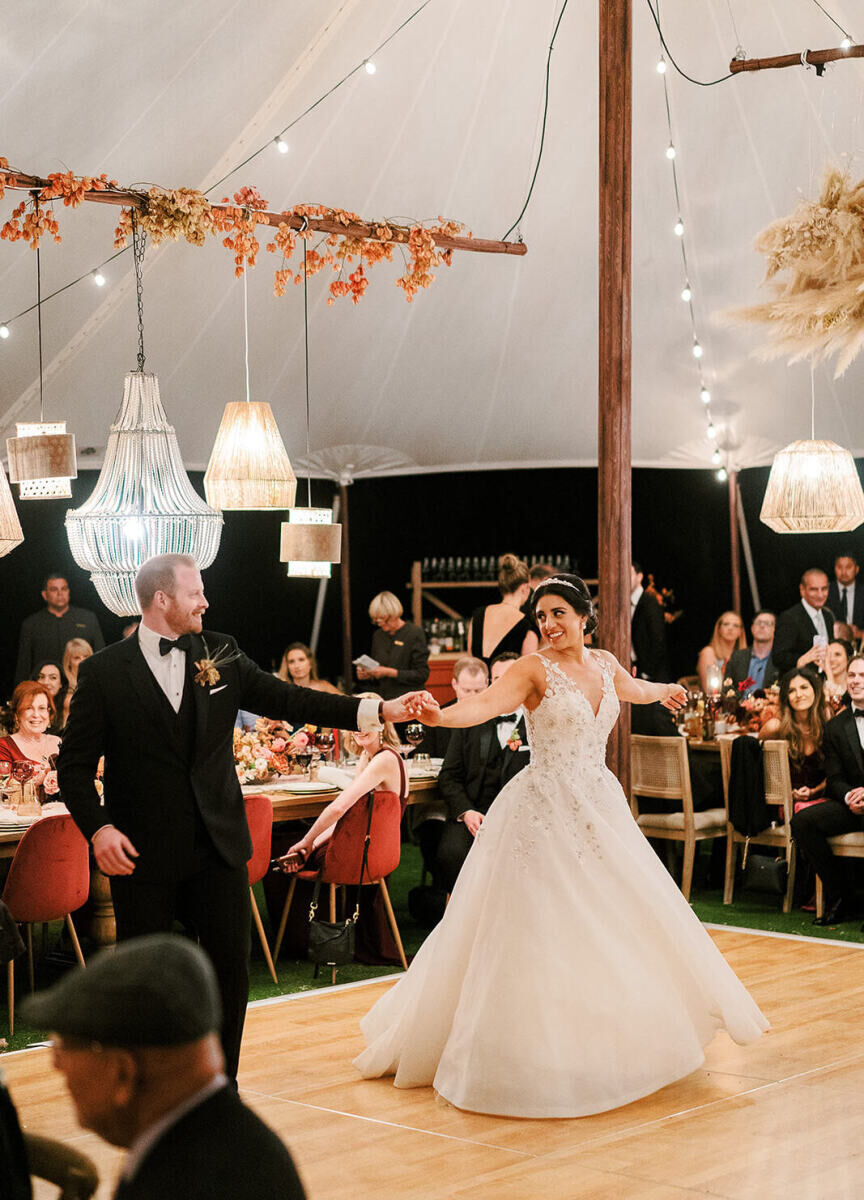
307,794,374,968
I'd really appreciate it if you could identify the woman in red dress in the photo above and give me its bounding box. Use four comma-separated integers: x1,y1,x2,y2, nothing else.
0,681,61,798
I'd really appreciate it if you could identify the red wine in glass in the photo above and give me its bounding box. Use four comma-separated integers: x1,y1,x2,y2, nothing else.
405,723,424,751
0,760,12,801
11,761,34,785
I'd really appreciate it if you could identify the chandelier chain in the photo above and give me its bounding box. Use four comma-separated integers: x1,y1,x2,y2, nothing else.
131,210,147,373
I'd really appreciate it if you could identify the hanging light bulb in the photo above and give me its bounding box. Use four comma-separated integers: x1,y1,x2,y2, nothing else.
65,218,222,614
92,269,106,287
680,284,692,302
275,136,289,154
0,324,10,339
0,463,24,558
204,274,297,510
692,341,703,359
656,56,667,73
712,448,721,465
716,467,728,482
6,216,77,500
841,36,852,50
364,59,376,74
707,422,716,439
674,218,684,236
700,386,711,404
665,143,676,160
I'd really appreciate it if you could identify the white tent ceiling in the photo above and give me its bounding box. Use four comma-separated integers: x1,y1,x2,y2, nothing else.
2,0,863,477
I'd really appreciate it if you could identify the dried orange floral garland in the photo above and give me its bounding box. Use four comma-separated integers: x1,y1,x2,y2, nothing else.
0,163,466,305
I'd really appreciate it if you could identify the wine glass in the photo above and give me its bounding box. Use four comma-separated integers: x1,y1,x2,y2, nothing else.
295,750,313,781
0,759,12,806
11,761,34,785
315,730,335,762
405,723,424,754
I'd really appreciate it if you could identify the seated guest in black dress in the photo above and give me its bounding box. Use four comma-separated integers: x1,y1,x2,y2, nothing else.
357,592,429,700
760,668,829,813
468,554,538,671
790,655,864,926
436,653,530,892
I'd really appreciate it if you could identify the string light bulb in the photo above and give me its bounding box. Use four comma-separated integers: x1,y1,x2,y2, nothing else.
674,218,684,237
681,284,692,302
841,36,852,50
707,422,717,440
364,59,376,75
716,467,728,482
656,57,667,73
274,136,289,154
665,143,676,160
692,341,703,359
92,270,106,287
712,448,721,465
700,387,710,404
0,325,9,340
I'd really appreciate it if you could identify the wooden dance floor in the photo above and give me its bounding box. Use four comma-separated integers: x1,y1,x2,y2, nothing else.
6,927,864,1199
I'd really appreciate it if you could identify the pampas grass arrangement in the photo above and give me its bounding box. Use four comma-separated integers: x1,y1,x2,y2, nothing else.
732,168,864,375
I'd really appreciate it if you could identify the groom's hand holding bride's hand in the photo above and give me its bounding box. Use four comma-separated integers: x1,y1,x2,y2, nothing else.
660,684,687,713
383,692,441,724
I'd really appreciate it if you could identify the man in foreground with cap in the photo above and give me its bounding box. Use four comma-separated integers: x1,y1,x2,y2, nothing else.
22,934,306,1200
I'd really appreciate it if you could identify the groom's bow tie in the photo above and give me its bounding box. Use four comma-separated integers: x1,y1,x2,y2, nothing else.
498,713,520,723
159,634,192,656
852,708,864,720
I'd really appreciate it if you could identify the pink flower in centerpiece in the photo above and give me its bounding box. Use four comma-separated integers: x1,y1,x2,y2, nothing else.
42,770,59,795
271,737,286,752
292,731,310,750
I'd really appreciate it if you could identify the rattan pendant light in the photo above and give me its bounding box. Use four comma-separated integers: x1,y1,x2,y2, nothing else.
5,212,77,499
65,217,223,615
204,273,296,510
0,463,24,557
280,229,341,578
760,372,864,533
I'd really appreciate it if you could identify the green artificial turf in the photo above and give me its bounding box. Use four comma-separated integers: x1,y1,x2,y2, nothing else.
2,842,861,1056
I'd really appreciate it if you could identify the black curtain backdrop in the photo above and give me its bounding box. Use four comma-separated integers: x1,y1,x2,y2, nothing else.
1,462,861,702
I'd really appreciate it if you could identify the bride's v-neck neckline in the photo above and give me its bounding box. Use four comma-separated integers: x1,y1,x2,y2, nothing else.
540,652,609,720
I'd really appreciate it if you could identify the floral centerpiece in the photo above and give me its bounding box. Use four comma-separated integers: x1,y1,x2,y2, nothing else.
736,685,780,734
233,719,317,783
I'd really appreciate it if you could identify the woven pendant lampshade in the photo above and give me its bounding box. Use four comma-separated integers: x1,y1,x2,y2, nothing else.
204,401,296,510
0,463,24,557
760,438,864,533
6,421,77,499
280,507,342,578
65,371,224,615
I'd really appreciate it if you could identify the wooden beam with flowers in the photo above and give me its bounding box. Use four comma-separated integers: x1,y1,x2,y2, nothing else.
0,161,526,306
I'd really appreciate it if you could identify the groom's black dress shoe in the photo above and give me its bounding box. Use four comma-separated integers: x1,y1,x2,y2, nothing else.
813,898,850,926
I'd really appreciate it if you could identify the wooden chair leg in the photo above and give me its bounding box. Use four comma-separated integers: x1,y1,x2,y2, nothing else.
249,887,278,984
815,875,824,919
783,844,797,915
273,876,297,964
330,884,337,986
378,879,408,970
64,914,86,968
723,834,737,905
7,960,13,1038
26,924,34,992
680,839,695,902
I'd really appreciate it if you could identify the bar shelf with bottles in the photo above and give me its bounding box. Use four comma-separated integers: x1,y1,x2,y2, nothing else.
408,554,582,627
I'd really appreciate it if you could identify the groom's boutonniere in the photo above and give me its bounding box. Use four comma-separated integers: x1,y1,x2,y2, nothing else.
506,728,522,752
193,638,240,688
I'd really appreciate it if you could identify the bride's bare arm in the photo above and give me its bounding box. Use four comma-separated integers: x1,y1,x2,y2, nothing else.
424,656,545,728
594,650,686,709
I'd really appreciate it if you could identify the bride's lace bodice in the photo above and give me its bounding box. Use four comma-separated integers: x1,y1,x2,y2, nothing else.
525,651,619,775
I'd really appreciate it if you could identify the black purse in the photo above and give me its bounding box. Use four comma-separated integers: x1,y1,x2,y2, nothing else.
307,795,374,968
739,840,788,896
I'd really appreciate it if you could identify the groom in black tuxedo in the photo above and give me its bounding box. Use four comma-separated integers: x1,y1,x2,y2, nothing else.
790,655,864,925
58,553,422,1078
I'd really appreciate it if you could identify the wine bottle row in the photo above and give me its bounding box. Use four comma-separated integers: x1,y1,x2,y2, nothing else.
420,554,576,582
422,618,467,655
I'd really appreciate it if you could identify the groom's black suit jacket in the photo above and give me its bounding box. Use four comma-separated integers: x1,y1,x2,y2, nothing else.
58,630,363,883
824,706,864,802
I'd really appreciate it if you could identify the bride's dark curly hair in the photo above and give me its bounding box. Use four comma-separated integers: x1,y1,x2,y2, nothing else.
530,573,598,637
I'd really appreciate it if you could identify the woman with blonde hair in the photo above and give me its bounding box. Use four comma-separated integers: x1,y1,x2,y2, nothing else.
468,553,539,670
696,612,745,693
60,637,94,730
357,592,429,700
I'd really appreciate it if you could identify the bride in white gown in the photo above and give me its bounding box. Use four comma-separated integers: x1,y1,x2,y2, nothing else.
354,575,768,1118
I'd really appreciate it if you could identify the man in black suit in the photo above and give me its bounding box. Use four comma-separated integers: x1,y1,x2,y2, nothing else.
828,554,864,637
725,612,778,696
58,553,422,1079
772,568,836,677
436,653,530,891
790,655,864,926
630,562,670,682
23,935,306,1199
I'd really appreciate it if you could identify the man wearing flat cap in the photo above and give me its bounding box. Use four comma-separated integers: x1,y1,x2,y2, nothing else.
58,553,428,1080
22,934,306,1200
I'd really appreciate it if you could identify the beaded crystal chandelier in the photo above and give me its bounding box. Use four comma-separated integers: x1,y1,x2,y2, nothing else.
65,219,222,614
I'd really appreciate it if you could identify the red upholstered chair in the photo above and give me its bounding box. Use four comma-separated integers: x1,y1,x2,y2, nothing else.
273,787,408,982
3,814,89,1035
244,793,278,984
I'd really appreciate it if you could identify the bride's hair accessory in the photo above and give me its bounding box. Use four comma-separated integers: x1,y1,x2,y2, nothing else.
531,573,598,636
